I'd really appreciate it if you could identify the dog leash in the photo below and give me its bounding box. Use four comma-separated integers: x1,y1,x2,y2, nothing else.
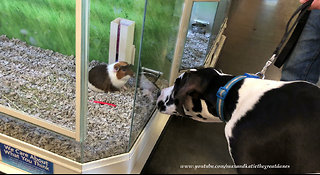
216,0,314,122
216,0,314,121
255,0,314,79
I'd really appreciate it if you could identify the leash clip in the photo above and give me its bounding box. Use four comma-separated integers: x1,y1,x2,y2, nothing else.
255,54,277,79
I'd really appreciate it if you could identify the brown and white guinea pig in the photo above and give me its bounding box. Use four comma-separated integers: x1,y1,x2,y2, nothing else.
88,61,134,92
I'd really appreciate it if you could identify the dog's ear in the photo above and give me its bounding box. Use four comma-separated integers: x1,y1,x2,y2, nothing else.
174,75,206,117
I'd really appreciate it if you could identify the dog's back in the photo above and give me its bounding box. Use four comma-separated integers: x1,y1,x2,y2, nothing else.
226,80,320,173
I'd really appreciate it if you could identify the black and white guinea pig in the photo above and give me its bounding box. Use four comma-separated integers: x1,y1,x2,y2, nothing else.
88,61,134,92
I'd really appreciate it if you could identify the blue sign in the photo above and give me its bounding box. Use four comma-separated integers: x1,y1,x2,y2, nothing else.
0,143,54,174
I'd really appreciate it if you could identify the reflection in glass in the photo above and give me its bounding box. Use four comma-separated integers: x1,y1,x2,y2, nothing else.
180,2,218,69
129,0,184,148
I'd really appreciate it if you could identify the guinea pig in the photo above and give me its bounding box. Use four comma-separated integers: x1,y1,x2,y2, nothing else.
88,61,134,92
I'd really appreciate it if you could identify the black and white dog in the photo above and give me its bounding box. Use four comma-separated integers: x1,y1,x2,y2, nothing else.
157,68,320,174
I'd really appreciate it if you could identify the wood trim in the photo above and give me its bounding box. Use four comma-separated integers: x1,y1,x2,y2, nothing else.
0,105,76,138
169,0,193,85
204,18,228,67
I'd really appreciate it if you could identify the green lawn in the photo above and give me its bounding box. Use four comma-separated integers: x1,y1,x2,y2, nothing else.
0,0,183,79
0,0,75,55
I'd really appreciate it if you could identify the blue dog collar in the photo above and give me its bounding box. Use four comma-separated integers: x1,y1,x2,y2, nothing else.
216,73,259,122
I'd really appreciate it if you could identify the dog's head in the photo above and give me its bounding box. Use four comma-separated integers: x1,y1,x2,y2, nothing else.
157,68,228,122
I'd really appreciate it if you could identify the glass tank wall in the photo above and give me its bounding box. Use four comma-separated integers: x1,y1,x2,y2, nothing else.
0,0,76,131
86,0,185,153
84,0,147,162
0,0,183,163
129,0,184,148
0,0,81,161
0,0,230,164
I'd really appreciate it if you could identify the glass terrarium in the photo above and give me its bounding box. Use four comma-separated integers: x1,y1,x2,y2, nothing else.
0,0,230,173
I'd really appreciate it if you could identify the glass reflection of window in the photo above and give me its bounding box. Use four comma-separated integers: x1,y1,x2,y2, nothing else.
180,2,218,70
